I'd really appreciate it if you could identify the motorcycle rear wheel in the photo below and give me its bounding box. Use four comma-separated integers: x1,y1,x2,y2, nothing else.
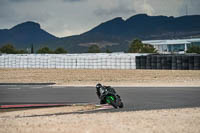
118,101,124,108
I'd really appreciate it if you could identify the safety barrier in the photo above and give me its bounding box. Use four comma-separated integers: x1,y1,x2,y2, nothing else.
136,54,200,70
0,53,146,69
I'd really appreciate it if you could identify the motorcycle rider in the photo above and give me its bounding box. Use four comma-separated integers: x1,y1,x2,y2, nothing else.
96,83,118,104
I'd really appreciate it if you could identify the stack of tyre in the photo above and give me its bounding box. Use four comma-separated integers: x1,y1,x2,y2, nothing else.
136,54,200,70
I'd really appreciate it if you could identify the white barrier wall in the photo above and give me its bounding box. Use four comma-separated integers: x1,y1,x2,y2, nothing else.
0,53,146,69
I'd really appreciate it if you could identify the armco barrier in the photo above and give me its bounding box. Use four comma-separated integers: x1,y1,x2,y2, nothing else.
136,54,200,70
0,53,147,69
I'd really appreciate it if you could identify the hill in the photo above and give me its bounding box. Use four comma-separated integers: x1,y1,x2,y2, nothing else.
48,14,200,53
1,14,200,53
0,21,57,48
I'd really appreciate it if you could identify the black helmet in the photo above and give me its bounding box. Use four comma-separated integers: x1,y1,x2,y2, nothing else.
96,83,102,89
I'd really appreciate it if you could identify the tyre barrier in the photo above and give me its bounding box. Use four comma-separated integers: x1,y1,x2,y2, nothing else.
0,53,147,69
136,56,141,69
136,54,200,70
146,55,151,69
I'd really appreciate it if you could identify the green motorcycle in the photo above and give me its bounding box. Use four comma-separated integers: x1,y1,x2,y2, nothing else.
102,90,124,109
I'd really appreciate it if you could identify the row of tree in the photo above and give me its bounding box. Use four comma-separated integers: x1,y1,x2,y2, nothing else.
87,40,158,53
186,45,200,54
0,44,28,54
0,40,199,54
0,44,67,54
37,47,67,54
0,44,111,54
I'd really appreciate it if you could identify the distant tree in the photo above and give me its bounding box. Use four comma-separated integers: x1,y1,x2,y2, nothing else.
128,39,143,53
16,49,28,54
141,44,157,53
54,47,67,54
36,46,53,54
0,44,17,54
31,44,34,54
88,45,101,53
128,39,157,53
187,45,200,54
105,48,112,53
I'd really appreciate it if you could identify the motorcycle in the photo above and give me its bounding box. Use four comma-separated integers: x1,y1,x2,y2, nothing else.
99,87,124,109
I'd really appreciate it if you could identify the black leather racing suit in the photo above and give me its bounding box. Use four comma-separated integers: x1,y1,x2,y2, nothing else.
96,86,117,104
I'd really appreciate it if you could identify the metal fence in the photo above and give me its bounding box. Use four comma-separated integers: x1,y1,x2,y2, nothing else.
0,53,146,69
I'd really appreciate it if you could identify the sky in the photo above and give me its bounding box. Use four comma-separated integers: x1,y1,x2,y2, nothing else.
0,0,200,37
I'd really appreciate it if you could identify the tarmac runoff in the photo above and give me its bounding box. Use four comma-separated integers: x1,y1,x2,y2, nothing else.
0,104,70,109
0,85,113,112
0,83,56,86
0,103,113,110
0,83,90,110
0,84,200,112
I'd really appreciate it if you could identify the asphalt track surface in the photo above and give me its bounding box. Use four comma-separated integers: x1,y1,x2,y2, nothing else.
0,85,200,111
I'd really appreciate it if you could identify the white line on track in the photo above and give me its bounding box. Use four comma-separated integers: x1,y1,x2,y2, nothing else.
31,86,43,89
51,86,67,88
8,88,21,90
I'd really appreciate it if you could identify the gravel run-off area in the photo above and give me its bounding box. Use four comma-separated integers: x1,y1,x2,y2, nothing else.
0,69,200,132
0,107,200,133
0,69,200,86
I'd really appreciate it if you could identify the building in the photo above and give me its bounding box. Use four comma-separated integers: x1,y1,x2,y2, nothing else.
142,38,200,53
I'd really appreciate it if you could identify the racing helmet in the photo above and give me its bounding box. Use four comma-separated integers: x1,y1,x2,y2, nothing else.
96,83,102,89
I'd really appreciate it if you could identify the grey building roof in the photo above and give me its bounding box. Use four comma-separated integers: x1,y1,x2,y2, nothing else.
142,38,200,45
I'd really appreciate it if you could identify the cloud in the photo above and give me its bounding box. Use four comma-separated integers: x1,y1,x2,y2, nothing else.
93,0,136,20
8,0,43,2
94,7,135,18
4,0,84,3
178,0,200,16
0,0,200,37
63,0,86,2
143,0,154,15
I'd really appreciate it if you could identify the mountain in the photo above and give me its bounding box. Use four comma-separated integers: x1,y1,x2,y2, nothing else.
83,14,200,39
47,14,200,53
1,14,200,53
0,21,57,48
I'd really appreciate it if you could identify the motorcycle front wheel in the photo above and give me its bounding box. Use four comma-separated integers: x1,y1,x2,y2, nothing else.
106,96,118,109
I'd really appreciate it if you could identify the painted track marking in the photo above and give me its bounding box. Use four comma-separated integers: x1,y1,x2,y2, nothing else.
31,86,43,89
8,88,21,90
96,104,114,110
0,104,68,109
